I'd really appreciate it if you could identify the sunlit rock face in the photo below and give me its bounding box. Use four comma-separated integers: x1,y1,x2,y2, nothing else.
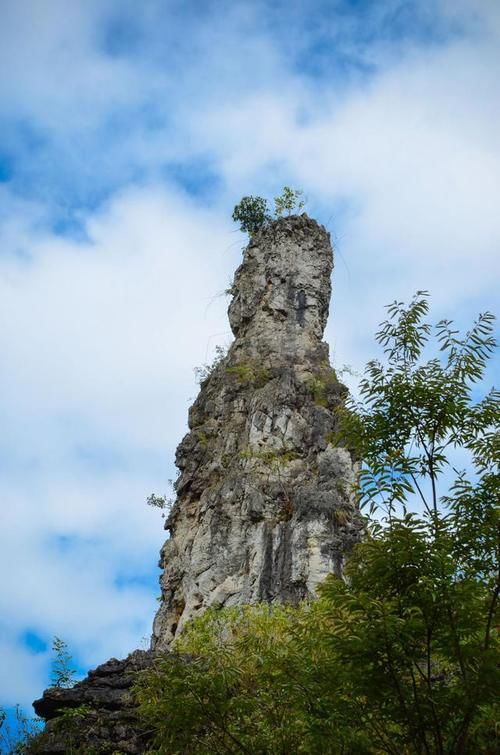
152,214,362,650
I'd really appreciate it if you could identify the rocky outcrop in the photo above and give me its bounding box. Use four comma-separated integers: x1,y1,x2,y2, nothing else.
152,214,361,649
30,651,155,753
29,213,362,752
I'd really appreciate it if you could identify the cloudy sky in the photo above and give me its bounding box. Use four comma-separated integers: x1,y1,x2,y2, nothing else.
0,0,499,712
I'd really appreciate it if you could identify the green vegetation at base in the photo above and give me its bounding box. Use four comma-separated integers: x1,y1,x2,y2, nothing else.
135,292,499,754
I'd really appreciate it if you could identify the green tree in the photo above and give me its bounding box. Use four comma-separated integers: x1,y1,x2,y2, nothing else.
232,196,270,235
135,293,499,754
135,603,369,754
51,637,76,688
338,291,497,521
328,291,499,753
274,186,305,216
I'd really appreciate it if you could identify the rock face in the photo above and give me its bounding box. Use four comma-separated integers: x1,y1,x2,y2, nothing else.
152,214,361,650
29,214,362,752
30,651,155,753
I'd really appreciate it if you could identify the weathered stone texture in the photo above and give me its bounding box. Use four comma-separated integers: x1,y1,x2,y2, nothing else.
30,651,155,753
152,214,361,649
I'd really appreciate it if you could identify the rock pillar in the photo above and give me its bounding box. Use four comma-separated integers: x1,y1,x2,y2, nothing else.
152,214,361,649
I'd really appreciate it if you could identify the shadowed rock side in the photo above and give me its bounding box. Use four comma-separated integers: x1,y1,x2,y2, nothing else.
30,651,155,753
152,214,362,650
28,214,362,752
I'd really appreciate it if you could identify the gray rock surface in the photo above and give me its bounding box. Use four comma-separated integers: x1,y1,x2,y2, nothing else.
152,214,362,650
29,651,155,753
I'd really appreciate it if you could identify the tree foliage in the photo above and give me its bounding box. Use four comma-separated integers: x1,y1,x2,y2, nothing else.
231,195,271,235
232,187,305,236
274,186,305,216
51,637,76,689
338,291,498,521
135,293,499,754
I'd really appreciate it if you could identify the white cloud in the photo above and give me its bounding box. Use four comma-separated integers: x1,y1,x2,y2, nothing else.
0,637,48,709
0,1,141,128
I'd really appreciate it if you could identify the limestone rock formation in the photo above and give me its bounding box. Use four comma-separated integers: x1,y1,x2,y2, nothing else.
31,651,155,753
29,213,362,752
152,214,361,649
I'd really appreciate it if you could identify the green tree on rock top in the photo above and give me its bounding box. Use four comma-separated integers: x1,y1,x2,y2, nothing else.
274,186,305,216
232,195,271,236
232,187,306,236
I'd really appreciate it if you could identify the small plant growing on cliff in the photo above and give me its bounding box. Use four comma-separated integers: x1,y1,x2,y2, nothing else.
147,492,173,519
225,359,271,388
232,195,270,235
304,363,339,407
51,637,76,688
194,345,227,383
274,186,305,216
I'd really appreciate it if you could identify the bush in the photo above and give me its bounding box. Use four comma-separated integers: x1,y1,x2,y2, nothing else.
232,195,270,235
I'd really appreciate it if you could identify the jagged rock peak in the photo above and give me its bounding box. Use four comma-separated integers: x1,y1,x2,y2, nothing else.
152,213,361,650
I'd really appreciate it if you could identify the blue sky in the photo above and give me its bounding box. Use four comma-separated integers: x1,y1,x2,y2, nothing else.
0,0,499,713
